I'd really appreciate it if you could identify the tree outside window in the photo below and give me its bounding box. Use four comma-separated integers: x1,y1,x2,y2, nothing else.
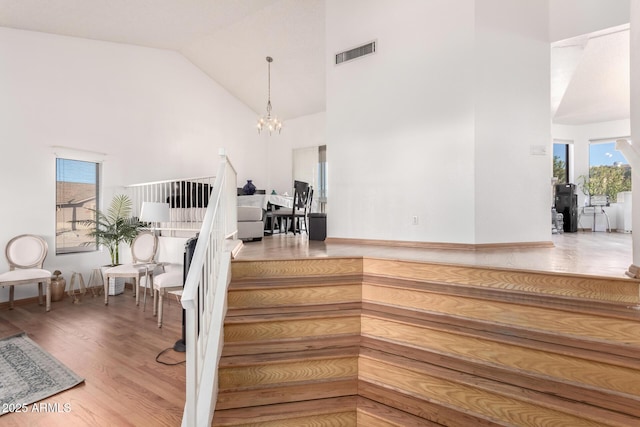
553,143,569,184
580,142,631,203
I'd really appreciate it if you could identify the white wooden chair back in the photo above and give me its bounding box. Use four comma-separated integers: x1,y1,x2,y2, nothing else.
131,232,158,263
6,234,48,270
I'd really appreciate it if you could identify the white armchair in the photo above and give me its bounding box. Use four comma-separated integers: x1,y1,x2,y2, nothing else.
0,234,51,311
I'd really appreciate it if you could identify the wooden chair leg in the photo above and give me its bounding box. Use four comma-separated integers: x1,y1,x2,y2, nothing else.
153,289,158,317
46,281,51,312
104,276,110,305
9,285,14,309
37,282,43,306
158,291,164,328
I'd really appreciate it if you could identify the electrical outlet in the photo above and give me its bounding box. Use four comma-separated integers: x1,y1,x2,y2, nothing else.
412,216,419,225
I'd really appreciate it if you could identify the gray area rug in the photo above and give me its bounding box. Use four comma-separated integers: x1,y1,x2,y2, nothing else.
0,333,84,415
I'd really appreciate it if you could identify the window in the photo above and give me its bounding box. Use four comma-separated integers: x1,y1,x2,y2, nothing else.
318,145,327,205
586,141,631,202
56,158,100,254
553,143,569,184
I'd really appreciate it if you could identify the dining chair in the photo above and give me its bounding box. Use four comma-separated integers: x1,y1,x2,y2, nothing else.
151,264,183,328
272,181,311,235
103,231,158,306
0,234,52,311
293,186,313,234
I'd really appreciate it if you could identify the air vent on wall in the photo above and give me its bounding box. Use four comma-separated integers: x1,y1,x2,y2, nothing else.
335,40,376,65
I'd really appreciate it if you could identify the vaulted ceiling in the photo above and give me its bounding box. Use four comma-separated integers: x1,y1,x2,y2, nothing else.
551,24,630,125
0,1,629,125
0,0,325,121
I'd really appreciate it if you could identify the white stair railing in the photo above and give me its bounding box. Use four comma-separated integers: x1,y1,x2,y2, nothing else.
181,150,237,427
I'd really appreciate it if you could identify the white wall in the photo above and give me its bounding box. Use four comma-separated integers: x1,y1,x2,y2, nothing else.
326,0,476,244
0,27,263,303
265,112,326,195
549,0,630,42
474,0,551,244
326,0,551,245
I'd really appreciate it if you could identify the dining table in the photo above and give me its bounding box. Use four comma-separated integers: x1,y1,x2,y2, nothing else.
237,193,293,210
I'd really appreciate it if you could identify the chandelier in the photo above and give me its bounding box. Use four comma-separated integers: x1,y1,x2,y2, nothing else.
257,56,283,135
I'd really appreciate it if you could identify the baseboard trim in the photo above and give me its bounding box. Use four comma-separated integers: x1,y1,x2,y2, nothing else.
0,286,106,309
325,238,554,251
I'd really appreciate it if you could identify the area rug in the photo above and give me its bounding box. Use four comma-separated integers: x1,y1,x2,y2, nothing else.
0,333,84,415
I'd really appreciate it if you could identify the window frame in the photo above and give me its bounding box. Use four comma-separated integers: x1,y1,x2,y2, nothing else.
553,141,570,184
55,157,101,255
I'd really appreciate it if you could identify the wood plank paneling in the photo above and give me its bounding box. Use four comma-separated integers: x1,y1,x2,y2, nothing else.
362,314,640,396
224,313,361,342
0,290,185,427
358,381,501,427
227,283,361,308
213,396,357,426
219,356,358,389
359,354,623,427
231,258,363,280
222,335,360,357
219,257,640,425
356,397,442,427
216,379,358,411
361,314,640,417
362,282,640,347
363,258,640,304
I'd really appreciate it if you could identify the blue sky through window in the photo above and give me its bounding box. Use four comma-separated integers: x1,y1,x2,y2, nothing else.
590,142,628,167
554,142,629,167
553,144,566,162
56,158,97,184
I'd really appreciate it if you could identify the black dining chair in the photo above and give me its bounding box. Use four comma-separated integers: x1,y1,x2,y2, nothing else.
271,181,311,235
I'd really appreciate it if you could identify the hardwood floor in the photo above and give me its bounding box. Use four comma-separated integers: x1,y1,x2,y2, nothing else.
0,288,185,427
0,230,633,426
238,230,635,279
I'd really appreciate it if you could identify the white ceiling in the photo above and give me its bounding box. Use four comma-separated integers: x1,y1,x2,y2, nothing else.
0,1,629,125
0,0,325,121
551,24,630,125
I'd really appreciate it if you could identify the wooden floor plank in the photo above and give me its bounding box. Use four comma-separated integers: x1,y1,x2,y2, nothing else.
0,290,185,426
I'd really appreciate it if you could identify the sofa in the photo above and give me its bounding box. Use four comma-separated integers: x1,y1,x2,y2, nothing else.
237,206,264,241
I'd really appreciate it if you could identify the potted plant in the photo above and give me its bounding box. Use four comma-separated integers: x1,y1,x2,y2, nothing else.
81,194,143,266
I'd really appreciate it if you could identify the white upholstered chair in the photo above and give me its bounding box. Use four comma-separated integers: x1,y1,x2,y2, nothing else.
103,231,158,306
151,264,183,328
0,234,52,311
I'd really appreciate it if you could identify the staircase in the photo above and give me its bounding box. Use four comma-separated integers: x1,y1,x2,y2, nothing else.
212,257,640,426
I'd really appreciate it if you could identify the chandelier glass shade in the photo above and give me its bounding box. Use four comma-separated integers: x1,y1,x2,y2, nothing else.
257,56,282,135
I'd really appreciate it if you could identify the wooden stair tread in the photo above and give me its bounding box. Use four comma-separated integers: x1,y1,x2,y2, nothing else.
213,396,357,426
226,302,362,317
362,283,640,351
222,335,361,357
362,258,640,304
364,275,640,320
356,397,444,427
213,257,640,425
224,307,361,323
361,307,640,369
219,347,361,367
359,348,639,427
229,276,362,289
